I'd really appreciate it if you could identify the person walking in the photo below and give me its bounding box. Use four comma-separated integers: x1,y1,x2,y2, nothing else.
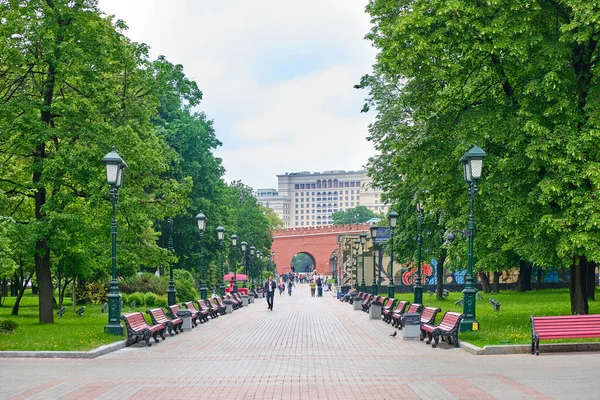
278,280,284,296
287,279,293,296
310,279,316,297
316,276,323,297
264,276,276,310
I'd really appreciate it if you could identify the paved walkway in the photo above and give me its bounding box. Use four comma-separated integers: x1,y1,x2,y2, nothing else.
1,285,599,399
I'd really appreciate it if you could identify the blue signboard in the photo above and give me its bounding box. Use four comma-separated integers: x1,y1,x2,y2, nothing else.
374,227,391,245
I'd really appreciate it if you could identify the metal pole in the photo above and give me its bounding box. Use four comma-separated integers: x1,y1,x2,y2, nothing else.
361,242,366,292
167,217,177,306
388,228,395,298
219,240,225,297
105,187,123,335
199,232,206,300
414,209,424,304
371,244,377,295
461,181,479,331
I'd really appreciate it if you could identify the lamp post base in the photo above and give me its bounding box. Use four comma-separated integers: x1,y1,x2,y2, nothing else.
200,285,207,300
387,283,395,299
361,282,366,292
105,285,123,336
413,284,423,305
219,283,225,297
167,285,177,306
460,287,478,332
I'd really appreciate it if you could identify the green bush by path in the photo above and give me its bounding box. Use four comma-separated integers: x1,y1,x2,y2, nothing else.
395,288,599,348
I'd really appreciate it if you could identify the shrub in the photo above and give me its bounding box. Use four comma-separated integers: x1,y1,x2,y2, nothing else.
155,296,168,308
144,292,158,307
0,319,18,333
76,280,108,304
120,273,168,295
175,280,198,303
128,292,145,307
120,293,128,305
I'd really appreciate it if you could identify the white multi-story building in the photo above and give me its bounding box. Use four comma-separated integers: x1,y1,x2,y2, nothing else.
256,170,388,228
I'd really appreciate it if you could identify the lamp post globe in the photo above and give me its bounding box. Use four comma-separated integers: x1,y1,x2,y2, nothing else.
388,211,398,299
369,225,379,295
231,234,238,293
102,149,127,336
458,144,487,332
195,212,208,300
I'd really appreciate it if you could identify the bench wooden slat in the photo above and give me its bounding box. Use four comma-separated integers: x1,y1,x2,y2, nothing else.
121,312,166,347
419,311,464,348
531,314,600,355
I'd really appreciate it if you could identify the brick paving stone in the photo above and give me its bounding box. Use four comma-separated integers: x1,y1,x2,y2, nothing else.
2,285,600,399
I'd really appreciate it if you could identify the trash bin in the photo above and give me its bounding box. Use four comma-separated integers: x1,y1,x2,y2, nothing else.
402,313,421,340
353,299,363,311
369,301,382,320
176,309,192,331
223,299,233,314
241,295,249,307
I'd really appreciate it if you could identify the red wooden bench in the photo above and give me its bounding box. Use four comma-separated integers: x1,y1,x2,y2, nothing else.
360,294,373,311
380,298,396,321
168,304,198,327
198,299,218,319
397,303,426,329
392,303,422,327
121,312,165,347
386,300,408,324
146,308,183,336
226,294,241,309
530,314,600,355
231,292,244,307
209,298,226,315
350,292,365,305
420,311,464,348
185,301,208,323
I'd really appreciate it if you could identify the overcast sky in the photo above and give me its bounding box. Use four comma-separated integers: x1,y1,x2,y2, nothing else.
97,0,377,190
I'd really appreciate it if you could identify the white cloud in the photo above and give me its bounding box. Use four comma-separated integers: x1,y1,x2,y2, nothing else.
98,0,377,189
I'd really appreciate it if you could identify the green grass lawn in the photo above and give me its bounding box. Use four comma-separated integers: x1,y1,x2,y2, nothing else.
0,292,144,351
397,288,600,348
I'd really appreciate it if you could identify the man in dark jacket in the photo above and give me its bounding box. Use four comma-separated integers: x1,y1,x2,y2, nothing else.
264,276,276,310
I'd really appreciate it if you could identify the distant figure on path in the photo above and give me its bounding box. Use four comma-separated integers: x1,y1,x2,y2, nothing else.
316,276,323,297
287,280,293,296
310,280,316,297
264,276,276,310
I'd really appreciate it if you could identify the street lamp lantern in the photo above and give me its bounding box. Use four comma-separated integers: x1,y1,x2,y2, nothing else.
102,149,127,188
195,212,208,299
369,225,379,295
217,226,226,296
102,149,127,336
388,210,398,298
414,201,424,304
458,144,487,332
460,144,487,182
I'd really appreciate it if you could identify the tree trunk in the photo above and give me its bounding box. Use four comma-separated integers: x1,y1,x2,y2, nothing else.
569,256,589,315
537,268,542,290
586,261,596,301
517,260,532,292
10,274,18,296
72,277,77,312
493,271,501,293
479,272,491,293
435,249,446,300
11,273,32,316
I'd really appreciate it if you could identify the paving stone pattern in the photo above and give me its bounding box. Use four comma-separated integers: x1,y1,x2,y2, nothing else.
1,286,600,399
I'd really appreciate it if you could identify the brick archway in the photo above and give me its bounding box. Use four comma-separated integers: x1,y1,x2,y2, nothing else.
272,224,371,275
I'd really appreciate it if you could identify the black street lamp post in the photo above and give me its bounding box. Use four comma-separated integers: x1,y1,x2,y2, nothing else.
167,217,177,306
271,251,276,275
217,226,225,296
414,202,424,304
331,251,338,286
241,241,248,288
369,225,379,295
231,234,238,293
353,239,360,290
457,145,487,332
360,232,367,292
388,211,398,298
250,246,256,291
195,212,207,300
102,149,127,336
